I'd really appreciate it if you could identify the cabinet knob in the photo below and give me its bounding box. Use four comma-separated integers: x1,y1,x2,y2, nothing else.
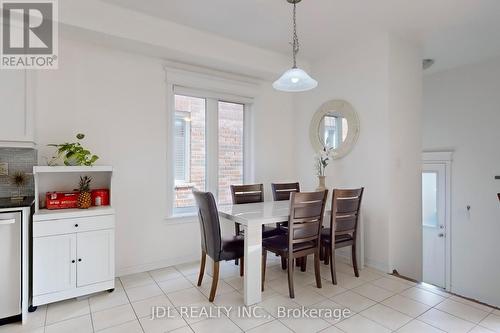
71,260,75,263
74,224,79,227
78,258,82,262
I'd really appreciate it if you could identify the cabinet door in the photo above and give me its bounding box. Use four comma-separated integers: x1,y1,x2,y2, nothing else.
33,234,76,296
77,229,114,287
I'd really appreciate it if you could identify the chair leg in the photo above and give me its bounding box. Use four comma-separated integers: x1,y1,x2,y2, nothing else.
235,258,239,266
288,256,295,298
239,256,244,277
352,244,359,277
235,223,240,266
319,243,324,261
324,246,330,265
314,250,322,288
209,261,220,302
281,256,287,270
300,256,307,272
261,250,267,291
197,251,206,286
330,247,337,285
296,258,301,267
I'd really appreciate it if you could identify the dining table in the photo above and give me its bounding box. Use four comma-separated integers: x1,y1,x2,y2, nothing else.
218,199,367,306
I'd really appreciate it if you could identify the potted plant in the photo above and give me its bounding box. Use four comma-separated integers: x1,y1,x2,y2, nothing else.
315,147,333,190
48,133,99,166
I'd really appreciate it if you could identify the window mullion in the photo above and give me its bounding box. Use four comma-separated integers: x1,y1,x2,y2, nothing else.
206,98,219,198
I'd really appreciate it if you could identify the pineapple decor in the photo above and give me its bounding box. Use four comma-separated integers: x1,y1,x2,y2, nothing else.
77,176,92,209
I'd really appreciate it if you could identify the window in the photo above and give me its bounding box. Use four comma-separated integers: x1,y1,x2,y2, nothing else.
172,91,249,215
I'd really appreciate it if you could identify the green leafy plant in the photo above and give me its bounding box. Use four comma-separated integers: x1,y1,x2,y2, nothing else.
48,133,99,166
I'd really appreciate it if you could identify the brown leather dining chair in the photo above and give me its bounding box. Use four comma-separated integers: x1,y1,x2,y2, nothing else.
193,190,244,302
262,190,328,298
321,188,364,284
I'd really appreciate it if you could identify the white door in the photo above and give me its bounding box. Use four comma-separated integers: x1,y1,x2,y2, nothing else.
33,234,77,296
422,163,447,287
77,229,114,287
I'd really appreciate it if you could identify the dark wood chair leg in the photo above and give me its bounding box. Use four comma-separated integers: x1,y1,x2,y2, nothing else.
209,261,220,302
352,244,359,277
324,245,330,265
239,256,244,277
314,251,322,288
261,250,267,291
235,223,240,266
197,251,206,286
287,256,295,298
296,258,301,267
300,255,307,272
281,256,287,270
319,243,324,261
330,247,337,285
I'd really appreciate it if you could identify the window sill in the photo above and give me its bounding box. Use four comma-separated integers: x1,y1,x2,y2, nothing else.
164,213,198,225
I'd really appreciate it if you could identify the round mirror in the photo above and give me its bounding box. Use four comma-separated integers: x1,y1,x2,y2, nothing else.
310,100,359,159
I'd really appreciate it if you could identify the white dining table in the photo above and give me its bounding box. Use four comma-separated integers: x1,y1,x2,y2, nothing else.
218,200,334,306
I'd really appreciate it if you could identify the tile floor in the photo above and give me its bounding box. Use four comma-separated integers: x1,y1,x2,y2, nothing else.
2,256,499,333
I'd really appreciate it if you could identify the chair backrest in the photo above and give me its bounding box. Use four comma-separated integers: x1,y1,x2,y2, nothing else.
230,184,264,204
271,182,300,201
330,188,364,237
288,190,328,249
193,190,222,260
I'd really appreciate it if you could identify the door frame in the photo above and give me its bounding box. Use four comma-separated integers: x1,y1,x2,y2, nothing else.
422,151,453,291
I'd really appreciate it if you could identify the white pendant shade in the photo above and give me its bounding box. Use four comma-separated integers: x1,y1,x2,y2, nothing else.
273,67,318,92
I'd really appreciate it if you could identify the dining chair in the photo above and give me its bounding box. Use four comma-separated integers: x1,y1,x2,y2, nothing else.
320,188,364,285
261,190,328,298
271,182,301,269
193,190,244,302
230,184,283,265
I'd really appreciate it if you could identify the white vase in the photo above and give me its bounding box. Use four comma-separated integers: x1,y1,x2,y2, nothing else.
316,175,326,191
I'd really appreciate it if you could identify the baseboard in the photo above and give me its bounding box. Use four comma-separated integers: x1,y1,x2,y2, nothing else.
116,253,199,277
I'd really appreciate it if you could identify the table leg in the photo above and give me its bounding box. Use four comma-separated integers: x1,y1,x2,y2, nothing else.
243,223,262,305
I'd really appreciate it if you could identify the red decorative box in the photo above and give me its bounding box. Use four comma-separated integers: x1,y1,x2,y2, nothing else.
91,189,110,206
46,191,78,210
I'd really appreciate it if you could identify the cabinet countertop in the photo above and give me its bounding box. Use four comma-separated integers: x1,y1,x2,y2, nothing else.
0,196,34,209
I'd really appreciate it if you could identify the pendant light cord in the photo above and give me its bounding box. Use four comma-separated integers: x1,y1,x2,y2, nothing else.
292,2,299,68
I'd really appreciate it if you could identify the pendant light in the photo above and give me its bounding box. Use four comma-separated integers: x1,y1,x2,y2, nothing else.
273,0,317,92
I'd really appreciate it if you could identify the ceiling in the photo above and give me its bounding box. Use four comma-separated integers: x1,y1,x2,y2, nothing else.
101,0,500,73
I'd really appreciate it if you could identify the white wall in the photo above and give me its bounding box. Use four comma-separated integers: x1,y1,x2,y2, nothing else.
294,34,423,276
34,37,296,275
423,57,500,306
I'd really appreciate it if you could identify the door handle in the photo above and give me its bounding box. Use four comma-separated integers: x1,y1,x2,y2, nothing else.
438,233,445,238
0,218,15,225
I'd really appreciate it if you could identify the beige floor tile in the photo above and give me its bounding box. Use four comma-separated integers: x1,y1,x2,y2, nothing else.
400,287,446,307
318,326,345,333
307,299,353,324
176,261,202,276
89,290,130,313
334,272,366,289
225,306,274,331
306,281,347,298
167,287,209,306
223,276,244,291
97,320,143,333
351,283,395,302
197,279,236,298
449,295,495,313
125,283,164,302
169,326,194,333
371,277,412,293
330,290,376,313
418,308,475,333
289,287,327,306
213,290,245,306
415,284,451,298
158,276,194,294
150,267,184,283
258,294,300,317
279,314,331,333
396,319,446,333
360,304,412,330
357,269,386,282
0,323,45,333
120,272,155,289
46,298,90,325
382,294,430,317
246,319,293,333
335,314,391,333
44,314,93,333
91,303,137,331
131,294,173,319
471,325,496,333
480,313,500,332
139,309,188,333
22,305,47,329
436,298,490,323
190,316,242,333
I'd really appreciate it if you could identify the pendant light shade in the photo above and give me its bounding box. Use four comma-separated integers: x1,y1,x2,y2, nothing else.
273,0,317,92
273,67,318,92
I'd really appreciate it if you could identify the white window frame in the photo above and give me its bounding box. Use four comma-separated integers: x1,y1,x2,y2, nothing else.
165,66,258,219
174,111,191,184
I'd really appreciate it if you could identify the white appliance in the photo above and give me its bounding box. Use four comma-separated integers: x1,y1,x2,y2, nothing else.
0,212,21,324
